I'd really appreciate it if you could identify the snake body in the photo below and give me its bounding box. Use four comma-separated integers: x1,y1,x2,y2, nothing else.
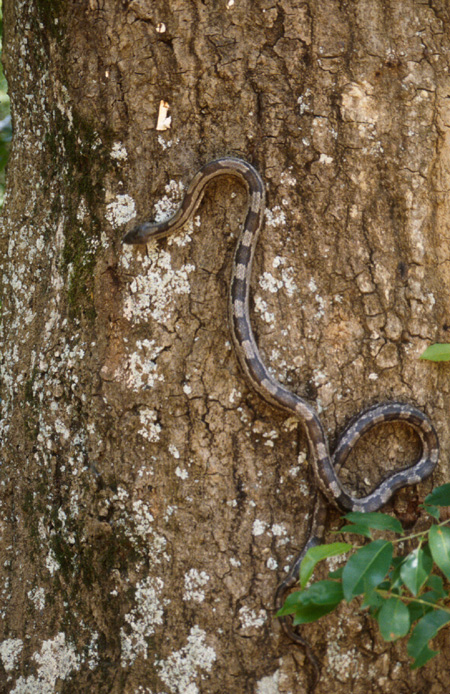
123,157,439,658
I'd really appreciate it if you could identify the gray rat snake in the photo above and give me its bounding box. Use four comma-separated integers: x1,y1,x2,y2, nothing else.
123,157,439,676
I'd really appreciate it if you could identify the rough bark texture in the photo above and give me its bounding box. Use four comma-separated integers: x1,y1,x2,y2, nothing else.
1,0,450,692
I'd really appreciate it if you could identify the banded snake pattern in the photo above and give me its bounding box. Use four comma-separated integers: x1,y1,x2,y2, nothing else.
122,157,439,667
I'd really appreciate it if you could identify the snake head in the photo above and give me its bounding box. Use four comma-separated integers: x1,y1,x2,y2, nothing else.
122,222,154,245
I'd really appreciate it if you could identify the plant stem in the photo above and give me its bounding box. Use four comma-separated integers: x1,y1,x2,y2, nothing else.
390,517,450,545
343,517,450,550
376,589,450,615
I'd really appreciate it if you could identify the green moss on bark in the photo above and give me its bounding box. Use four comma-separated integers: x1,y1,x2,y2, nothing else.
43,110,114,320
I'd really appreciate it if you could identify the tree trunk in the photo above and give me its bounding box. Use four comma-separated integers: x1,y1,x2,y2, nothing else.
1,1,450,692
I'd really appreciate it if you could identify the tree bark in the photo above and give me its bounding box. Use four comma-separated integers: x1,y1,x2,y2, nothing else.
1,0,450,692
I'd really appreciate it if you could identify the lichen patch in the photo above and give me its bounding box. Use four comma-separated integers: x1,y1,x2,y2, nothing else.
120,576,167,667
122,245,195,324
157,625,216,694
10,633,79,694
105,194,136,229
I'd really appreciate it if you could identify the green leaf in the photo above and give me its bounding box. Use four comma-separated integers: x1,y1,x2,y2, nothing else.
429,525,450,580
408,600,432,623
276,580,344,617
298,580,344,606
407,609,450,668
343,512,403,535
342,540,393,602
407,574,446,622
420,590,442,607
292,602,340,625
420,504,441,521
275,591,304,617
424,484,450,507
420,343,450,362
410,643,439,669
377,597,410,641
328,567,344,580
299,542,352,589
400,547,433,596
339,524,372,539
392,556,407,568
390,556,407,591
425,574,446,598
361,585,385,610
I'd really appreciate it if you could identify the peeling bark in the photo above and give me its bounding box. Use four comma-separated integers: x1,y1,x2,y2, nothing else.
1,1,450,692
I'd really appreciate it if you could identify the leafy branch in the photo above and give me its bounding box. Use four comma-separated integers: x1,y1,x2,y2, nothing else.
276,484,450,669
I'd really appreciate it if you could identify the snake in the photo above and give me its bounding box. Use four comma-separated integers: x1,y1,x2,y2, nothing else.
122,156,439,676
